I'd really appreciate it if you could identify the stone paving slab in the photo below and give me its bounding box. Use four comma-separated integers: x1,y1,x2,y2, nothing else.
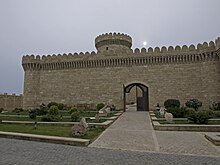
1,138,220,165
90,129,156,151
205,133,220,145
89,111,157,151
156,131,220,156
90,106,220,157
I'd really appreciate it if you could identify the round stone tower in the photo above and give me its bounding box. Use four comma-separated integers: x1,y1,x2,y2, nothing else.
95,32,132,53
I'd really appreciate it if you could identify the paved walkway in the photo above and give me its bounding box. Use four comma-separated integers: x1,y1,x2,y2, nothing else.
1,138,220,165
1,105,220,164
89,106,220,157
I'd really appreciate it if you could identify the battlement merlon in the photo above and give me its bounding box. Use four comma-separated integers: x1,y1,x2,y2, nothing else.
0,93,23,97
216,37,220,50
22,36,220,67
95,32,132,53
95,32,132,44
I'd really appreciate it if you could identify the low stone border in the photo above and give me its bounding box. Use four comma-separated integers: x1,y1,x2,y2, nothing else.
0,112,122,146
0,131,90,146
205,133,220,145
151,116,188,121
1,120,114,128
150,110,220,132
152,121,220,132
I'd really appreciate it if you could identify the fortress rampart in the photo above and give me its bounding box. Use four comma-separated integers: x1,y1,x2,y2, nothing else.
22,36,220,70
22,33,220,110
0,93,23,111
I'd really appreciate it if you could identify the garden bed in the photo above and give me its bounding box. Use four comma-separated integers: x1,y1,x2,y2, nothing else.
0,123,105,140
158,119,220,125
152,121,220,132
0,112,118,123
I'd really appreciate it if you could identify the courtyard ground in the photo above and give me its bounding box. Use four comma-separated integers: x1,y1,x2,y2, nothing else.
0,138,220,165
89,106,220,156
1,105,220,164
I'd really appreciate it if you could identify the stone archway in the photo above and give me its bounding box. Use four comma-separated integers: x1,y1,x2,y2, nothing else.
123,83,149,112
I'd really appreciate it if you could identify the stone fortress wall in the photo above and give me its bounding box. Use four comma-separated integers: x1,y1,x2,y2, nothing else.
22,32,220,110
0,93,23,111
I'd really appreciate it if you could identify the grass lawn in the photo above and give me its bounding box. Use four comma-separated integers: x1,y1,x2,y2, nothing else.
159,120,192,124
0,123,105,139
2,111,29,115
0,115,107,123
0,110,117,122
0,116,41,121
80,111,98,117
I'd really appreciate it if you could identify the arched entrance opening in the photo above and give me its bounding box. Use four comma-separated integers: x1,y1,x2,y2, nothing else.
123,83,149,112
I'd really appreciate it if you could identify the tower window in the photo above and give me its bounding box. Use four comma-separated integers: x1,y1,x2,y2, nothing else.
106,47,108,50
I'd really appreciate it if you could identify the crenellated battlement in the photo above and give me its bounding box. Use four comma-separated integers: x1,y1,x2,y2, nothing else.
0,93,23,97
215,37,220,50
95,32,132,44
0,93,23,111
95,32,132,53
22,34,220,71
134,40,216,54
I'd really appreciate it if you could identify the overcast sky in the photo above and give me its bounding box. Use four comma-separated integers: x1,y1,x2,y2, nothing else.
0,0,220,95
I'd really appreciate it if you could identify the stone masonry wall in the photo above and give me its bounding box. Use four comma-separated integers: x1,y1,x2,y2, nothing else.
22,34,220,110
35,61,219,110
0,93,23,111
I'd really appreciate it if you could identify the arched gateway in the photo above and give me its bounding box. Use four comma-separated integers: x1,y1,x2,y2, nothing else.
123,83,149,112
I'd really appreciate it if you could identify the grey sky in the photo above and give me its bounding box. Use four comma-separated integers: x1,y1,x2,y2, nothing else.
0,0,220,94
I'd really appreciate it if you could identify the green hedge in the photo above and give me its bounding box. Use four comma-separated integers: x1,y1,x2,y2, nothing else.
164,99,180,109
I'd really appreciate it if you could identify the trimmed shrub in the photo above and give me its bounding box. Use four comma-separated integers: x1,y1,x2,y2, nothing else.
48,105,59,116
58,103,64,110
71,111,80,122
41,114,60,122
185,99,202,111
0,108,3,113
29,109,37,120
188,110,213,124
164,99,180,109
166,107,185,118
97,103,105,110
210,102,220,111
213,111,220,117
37,104,48,116
68,108,78,114
184,108,196,117
47,102,58,108
13,108,24,115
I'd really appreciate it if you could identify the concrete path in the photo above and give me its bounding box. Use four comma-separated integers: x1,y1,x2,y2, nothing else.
89,106,220,157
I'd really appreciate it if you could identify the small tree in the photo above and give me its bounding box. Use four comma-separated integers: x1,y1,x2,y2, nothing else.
41,105,59,122
37,103,48,116
68,107,78,114
47,102,58,108
97,103,105,110
185,99,202,111
0,108,3,113
166,107,185,118
13,108,23,115
188,110,213,124
71,111,80,122
164,99,180,109
210,102,220,111
29,109,37,120
48,105,59,116
58,103,64,110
